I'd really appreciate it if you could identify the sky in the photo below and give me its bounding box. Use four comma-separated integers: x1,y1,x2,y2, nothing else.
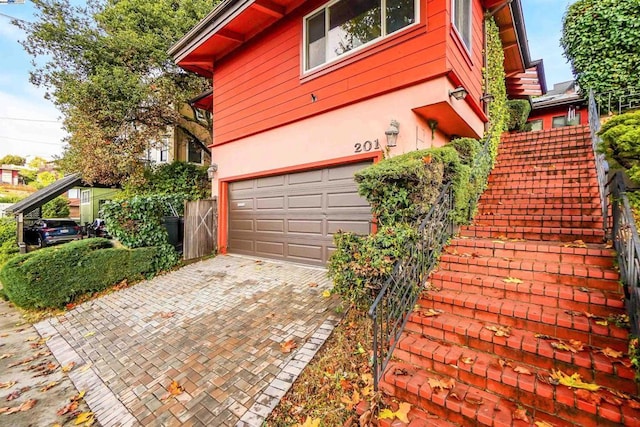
0,0,576,162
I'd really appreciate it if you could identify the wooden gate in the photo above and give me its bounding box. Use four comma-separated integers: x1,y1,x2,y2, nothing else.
183,198,217,260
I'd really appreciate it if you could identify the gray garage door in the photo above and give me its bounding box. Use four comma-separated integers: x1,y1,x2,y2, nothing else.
228,162,372,265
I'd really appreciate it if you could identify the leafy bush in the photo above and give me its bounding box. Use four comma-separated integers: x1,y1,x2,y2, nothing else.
123,161,210,201
485,17,509,157
0,238,160,309
599,111,640,184
0,218,18,267
506,100,532,132
0,195,22,203
42,196,70,218
328,225,417,310
101,194,182,270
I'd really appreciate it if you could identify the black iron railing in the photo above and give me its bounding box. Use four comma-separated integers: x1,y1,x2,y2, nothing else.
368,137,493,389
589,88,640,336
368,183,454,389
595,90,640,115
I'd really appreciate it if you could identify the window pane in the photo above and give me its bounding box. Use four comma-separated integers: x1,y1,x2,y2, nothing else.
328,0,381,60
307,11,326,69
453,0,471,49
386,0,415,34
529,120,543,131
188,141,202,163
552,116,566,128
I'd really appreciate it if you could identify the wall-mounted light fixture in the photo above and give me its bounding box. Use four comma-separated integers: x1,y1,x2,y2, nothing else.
449,86,468,101
207,163,218,180
385,120,400,147
480,93,495,103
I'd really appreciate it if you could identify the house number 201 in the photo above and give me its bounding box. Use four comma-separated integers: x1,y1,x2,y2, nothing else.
354,139,380,153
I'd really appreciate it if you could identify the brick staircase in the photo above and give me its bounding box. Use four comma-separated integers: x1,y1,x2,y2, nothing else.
379,126,640,426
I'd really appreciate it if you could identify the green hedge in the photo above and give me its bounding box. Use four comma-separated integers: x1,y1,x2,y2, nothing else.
506,99,532,132
0,238,159,309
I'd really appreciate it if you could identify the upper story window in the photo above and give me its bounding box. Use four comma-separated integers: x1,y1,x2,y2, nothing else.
305,0,417,71
187,140,203,164
452,0,471,51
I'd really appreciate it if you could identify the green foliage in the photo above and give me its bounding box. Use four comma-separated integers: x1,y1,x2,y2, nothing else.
124,161,210,200
599,111,640,183
561,0,640,100
0,238,160,309
506,100,532,132
0,155,25,166
0,218,18,267
0,195,23,203
19,0,215,186
32,171,62,190
42,196,70,218
101,194,182,270
630,337,640,381
485,17,509,157
328,225,417,310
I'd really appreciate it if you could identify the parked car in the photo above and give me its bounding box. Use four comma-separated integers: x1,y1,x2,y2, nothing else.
25,218,82,247
86,218,111,239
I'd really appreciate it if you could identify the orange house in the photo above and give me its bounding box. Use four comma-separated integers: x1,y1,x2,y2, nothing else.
170,0,543,265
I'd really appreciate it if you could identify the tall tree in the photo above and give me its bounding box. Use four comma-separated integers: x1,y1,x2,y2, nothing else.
0,155,26,166
561,0,640,100
17,0,214,185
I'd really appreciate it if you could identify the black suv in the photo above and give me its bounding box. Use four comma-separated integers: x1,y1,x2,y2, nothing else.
25,219,82,247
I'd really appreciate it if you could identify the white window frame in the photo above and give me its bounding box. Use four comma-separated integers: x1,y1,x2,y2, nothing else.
80,190,90,205
302,0,420,73
452,0,472,52
160,135,170,163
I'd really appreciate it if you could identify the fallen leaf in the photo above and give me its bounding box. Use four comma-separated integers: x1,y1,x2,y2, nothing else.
0,354,13,360
460,357,474,365
41,382,59,392
83,332,95,338
24,336,38,342
378,409,395,420
322,290,331,298
534,421,555,427
564,240,587,248
595,320,609,326
308,282,319,288
422,154,433,164
428,377,455,391
341,390,360,410
296,417,320,427
464,394,484,405
5,390,22,401
0,382,16,389
514,366,532,375
576,389,602,405
513,406,529,422
74,411,94,425
551,370,600,391
280,339,297,354
485,325,511,337
340,379,353,391
159,312,175,319
62,362,76,373
378,402,411,423
165,381,183,398
601,347,623,358
393,367,408,376
569,340,585,352
57,401,78,416
503,277,523,284
418,308,443,317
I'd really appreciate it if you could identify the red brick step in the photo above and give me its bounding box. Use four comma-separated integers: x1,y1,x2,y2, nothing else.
458,224,605,243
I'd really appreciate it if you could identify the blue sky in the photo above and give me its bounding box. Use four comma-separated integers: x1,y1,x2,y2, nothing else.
0,0,576,161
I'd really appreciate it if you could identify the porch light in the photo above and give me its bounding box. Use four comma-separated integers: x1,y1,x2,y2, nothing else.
449,86,468,101
207,163,218,180
385,120,400,147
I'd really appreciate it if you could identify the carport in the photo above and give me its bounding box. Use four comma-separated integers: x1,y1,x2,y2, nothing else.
5,173,82,252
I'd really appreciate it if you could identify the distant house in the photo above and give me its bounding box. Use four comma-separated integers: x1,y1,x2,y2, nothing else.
0,165,22,186
527,80,587,131
170,0,544,265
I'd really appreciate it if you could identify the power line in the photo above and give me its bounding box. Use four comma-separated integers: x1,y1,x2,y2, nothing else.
0,135,65,146
0,11,29,23
0,116,62,124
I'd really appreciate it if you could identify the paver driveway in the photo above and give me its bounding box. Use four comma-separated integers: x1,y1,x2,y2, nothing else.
35,255,340,427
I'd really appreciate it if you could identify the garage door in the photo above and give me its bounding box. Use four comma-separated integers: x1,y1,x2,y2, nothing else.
228,162,372,265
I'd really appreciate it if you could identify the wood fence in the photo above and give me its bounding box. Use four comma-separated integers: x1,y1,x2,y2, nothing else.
183,198,217,260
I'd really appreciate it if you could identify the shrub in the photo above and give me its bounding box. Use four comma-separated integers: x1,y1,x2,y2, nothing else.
42,196,70,218
101,194,182,269
506,99,532,132
599,111,640,184
0,238,160,309
328,224,417,310
123,161,210,201
0,217,18,267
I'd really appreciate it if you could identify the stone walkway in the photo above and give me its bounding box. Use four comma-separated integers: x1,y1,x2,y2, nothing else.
35,255,341,426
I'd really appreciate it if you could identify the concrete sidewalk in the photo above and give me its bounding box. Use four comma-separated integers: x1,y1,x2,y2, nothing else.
36,255,341,426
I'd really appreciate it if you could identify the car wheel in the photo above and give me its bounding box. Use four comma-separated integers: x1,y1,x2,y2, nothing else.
37,237,46,248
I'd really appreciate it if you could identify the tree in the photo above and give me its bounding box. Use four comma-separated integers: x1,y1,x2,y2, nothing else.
561,0,640,100
42,197,70,218
17,0,215,186
0,155,26,166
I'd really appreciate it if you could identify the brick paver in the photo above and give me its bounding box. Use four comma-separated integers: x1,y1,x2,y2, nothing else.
35,255,340,426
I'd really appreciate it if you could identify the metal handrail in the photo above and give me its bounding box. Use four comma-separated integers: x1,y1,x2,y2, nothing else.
589,88,640,335
594,90,640,115
368,136,493,390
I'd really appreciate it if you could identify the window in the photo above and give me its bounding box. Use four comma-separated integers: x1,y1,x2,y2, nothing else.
305,0,417,71
160,135,170,163
452,0,471,50
551,116,566,129
529,120,543,132
187,140,203,164
552,113,582,129
80,190,90,205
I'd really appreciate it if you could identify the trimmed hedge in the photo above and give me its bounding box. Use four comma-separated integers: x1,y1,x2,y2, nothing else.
506,99,532,132
0,238,159,309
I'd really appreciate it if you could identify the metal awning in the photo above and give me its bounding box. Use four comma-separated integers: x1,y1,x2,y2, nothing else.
6,173,82,215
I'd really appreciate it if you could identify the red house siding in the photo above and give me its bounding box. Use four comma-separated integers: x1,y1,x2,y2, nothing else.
212,0,453,146
528,104,589,131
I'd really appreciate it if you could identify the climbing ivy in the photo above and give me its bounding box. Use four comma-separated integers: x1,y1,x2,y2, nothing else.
485,17,508,157
561,0,640,99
